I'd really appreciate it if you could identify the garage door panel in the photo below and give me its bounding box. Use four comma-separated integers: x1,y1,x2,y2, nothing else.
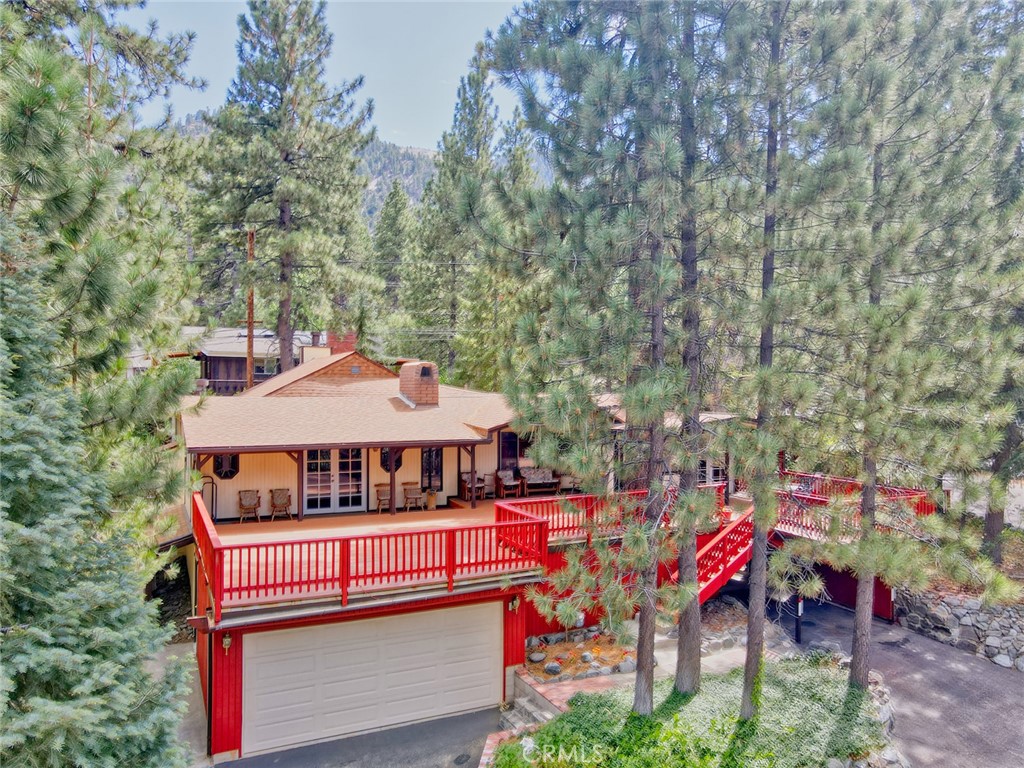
242,602,502,755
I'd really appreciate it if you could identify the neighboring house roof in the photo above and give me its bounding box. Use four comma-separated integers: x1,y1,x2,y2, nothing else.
595,393,735,429
182,326,316,359
180,354,513,453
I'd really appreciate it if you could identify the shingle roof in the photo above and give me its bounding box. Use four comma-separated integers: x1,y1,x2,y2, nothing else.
181,326,316,359
180,379,513,453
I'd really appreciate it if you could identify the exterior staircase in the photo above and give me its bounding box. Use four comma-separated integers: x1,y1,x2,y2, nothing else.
499,673,562,733
670,510,755,604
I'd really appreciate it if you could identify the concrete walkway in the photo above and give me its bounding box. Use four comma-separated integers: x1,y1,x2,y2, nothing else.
795,602,1024,768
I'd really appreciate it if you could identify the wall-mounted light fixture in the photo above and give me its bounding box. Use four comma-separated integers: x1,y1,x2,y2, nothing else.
508,596,521,613
222,632,232,655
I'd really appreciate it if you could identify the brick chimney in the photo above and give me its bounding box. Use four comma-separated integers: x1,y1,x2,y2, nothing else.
399,361,439,407
326,330,358,355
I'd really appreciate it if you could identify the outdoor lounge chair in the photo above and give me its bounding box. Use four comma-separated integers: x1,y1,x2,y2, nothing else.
238,490,261,522
521,467,561,496
268,488,293,521
495,469,524,498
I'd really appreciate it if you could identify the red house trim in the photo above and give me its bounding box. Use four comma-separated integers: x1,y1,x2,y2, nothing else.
199,586,526,759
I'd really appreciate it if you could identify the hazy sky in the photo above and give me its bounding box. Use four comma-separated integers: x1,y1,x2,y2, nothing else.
125,1,519,150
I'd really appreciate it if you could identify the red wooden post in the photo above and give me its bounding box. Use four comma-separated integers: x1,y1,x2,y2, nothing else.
470,444,477,509
539,520,549,569
341,537,350,606
213,548,223,624
446,529,456,591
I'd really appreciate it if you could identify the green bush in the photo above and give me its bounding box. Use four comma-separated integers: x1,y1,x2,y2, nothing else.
493,659,883,768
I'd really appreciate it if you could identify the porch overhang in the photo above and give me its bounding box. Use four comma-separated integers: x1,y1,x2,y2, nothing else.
185,435,500,455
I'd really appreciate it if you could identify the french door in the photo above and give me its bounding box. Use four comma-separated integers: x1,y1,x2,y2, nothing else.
304,448,366,513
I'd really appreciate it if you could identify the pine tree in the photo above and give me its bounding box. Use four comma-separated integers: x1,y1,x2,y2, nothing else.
196,0,373,368
1,262,189,768
371,179,415,307
398,43,496,372
493,0,727,714
795,0,1024,688
716,0,863,720
452,110,542,391
1,3,200,517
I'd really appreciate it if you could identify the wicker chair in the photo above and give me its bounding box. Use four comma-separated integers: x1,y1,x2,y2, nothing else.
402,482,425,512
268,488,293,521
238,490,261,522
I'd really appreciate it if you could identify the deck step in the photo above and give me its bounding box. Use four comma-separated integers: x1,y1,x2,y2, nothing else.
499,697,554,733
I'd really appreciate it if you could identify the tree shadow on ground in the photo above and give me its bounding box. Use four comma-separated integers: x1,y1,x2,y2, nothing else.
823,682,872,761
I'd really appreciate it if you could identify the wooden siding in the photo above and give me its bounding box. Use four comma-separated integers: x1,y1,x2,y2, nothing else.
210,629,243,759
202,453,298,521
268,355,395,396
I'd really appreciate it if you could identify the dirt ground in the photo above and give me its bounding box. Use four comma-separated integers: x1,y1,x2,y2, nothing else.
526,597,749,681
525,633,631,680
149,556,194,644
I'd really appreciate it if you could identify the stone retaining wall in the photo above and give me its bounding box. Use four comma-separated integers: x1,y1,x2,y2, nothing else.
894,588,1024,672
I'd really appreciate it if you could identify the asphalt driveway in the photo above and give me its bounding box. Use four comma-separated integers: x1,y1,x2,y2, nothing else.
226,708,500,768
794,602,1024,768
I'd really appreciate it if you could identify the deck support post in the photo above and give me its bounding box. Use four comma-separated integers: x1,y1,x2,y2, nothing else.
389,447,397,515
470,444,477,509
287,451,302,521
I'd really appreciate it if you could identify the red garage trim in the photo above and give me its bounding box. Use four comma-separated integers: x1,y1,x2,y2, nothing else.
504,591,527,668
207,629,242,758
203,587,524,760
818,563,895,622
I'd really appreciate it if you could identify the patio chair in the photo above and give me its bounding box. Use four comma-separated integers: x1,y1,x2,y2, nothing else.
374,483,391,514
495,470,524,499
460,472,486,500
238,490,261,522
402,482,425,512
268,488,293,521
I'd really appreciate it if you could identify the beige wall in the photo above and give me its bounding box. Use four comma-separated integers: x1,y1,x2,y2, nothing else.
197,440,503,519
201,452,299,521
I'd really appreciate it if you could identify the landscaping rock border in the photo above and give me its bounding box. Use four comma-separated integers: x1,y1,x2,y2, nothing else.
817,659,910,768
894,588,1024,673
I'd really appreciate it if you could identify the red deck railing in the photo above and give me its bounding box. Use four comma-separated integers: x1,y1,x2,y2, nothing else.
694,511,754,604
779,470,936,515
191,492,547,623
499,484,726,542
774,470,936,540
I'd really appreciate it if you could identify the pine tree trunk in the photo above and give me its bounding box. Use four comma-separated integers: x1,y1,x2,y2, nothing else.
984,503,1005,566
850,458,878,688
631,5,670,716
984,418,1018,565
674,0,702,698
740,524,768,718
633,559,659,715
741,0,783,721
278,199,295,372
850,144,886,689
675,522,701,694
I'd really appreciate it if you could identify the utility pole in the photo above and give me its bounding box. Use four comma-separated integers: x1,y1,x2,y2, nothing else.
246,229,255,390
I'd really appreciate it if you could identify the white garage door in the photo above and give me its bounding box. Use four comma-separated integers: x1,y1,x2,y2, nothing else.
241,601,503,755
